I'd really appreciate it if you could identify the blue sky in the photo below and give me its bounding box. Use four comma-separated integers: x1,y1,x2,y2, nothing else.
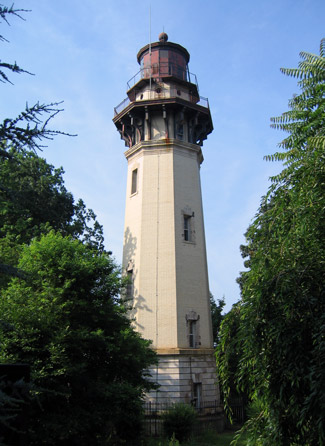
1,0,324,312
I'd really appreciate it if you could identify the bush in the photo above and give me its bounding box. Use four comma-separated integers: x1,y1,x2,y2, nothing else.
162,403,196,443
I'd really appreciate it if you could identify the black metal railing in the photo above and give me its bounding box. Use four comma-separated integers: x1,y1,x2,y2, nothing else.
144,399,221,415
143,400,224,437
227,396,245,424
114,88,209,116
114,97,130,116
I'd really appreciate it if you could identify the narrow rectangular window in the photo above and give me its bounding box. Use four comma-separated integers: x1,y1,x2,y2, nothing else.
131,168,138,195
184,215,191,241
193,383,202,409
189,320,196,347
126,270,133,300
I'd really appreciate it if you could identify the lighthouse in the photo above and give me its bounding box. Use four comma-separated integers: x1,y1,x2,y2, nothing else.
113,33,220,406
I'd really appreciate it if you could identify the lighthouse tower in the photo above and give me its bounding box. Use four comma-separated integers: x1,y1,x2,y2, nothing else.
113,33,219,406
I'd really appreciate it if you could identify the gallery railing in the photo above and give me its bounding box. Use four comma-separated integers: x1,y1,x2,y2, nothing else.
114,88,209,116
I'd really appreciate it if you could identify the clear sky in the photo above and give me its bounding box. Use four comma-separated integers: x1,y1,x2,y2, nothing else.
1,0,324,312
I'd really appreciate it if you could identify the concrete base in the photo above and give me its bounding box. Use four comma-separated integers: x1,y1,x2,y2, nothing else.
146,349,220,406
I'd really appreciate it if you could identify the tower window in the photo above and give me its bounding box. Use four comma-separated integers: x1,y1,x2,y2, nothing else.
131,168,138,195
189,320,196,347
186,310,200,348
184,215,191,241
126,269,133,300
193,383,202,408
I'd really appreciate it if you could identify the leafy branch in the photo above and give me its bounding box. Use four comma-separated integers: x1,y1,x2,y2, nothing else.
0,102,76,154
0,4,32,82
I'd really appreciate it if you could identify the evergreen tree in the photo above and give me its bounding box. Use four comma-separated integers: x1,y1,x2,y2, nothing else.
0,5,72,156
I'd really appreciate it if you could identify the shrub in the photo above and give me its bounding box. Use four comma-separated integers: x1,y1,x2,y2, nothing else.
162,403,196,443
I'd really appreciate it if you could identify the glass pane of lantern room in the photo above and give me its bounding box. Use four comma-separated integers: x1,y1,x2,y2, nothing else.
175,53,186,80
159,50,169,76
151,50,159,78
170,51,185,79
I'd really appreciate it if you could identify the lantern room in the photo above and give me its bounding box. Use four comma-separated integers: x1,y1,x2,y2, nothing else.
137,32,190,83
113,33,213,148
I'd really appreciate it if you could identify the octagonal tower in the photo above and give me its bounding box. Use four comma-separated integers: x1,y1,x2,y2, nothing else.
113,33,220,407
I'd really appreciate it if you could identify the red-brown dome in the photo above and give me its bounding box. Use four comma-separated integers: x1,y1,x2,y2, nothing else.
159,32,168,43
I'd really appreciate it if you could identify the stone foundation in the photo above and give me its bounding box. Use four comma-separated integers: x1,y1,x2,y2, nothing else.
146,349,220,406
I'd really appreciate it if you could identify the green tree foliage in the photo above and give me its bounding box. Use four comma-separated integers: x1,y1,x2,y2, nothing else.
209,293,225,347
0,231,157,445
218,39,325,445
0,4,79,280
0,149,104,247
0,149,104,287
216,304,243,404
0,151,74,241
0,101,74,156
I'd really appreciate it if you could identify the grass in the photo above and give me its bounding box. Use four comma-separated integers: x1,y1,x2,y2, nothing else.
145,429,247,446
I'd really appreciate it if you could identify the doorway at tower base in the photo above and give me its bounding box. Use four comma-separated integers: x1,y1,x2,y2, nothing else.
146,349,221,408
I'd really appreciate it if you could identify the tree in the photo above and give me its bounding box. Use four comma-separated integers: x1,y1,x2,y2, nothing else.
209,293,225,347
0,7,157,444
0,4,76,279
216,303,244,399
0,5,73,156
218,39,325,445
0,148,104,246
0,4,31,84
0,149,104,289
0,231,157,445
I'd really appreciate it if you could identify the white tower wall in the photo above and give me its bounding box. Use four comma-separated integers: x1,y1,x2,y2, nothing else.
122,139,219,405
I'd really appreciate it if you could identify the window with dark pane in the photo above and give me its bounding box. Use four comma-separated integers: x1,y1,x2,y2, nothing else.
131,168,138,195
184,215,191,241
189,320,196,347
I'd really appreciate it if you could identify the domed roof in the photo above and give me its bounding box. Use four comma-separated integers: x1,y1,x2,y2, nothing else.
137,36,190,64
158,32,168,43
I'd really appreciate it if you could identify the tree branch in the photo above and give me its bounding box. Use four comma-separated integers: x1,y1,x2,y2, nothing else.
0,102,77,154
0,4,31,82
